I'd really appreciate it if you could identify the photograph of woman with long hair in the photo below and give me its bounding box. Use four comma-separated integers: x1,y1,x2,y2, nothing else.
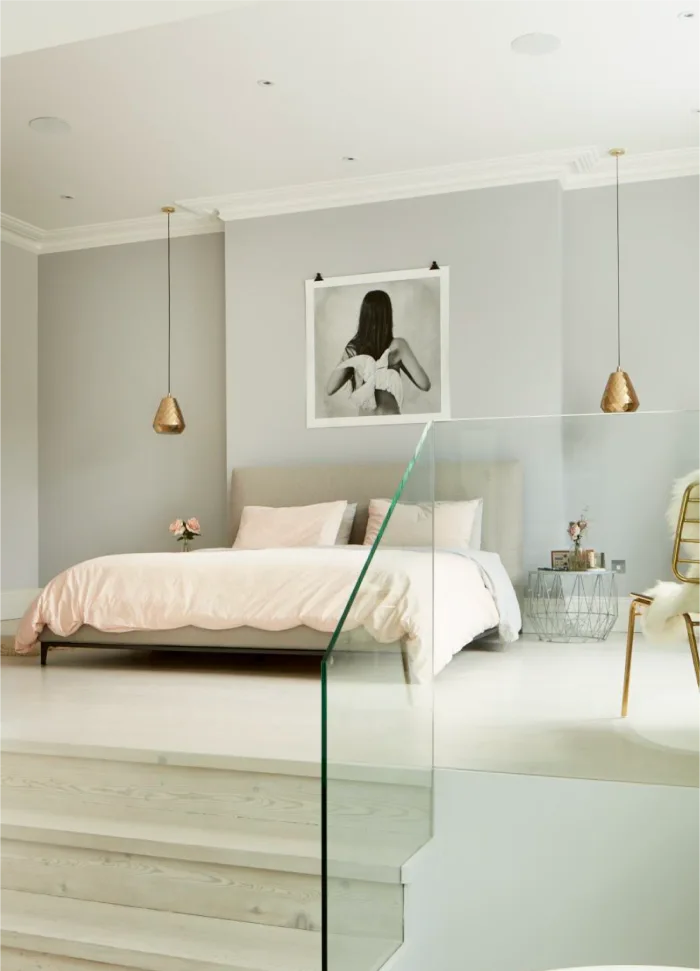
307,267,449,427
325,289,431,417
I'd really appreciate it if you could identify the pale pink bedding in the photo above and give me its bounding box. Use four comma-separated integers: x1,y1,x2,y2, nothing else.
15,547,502,681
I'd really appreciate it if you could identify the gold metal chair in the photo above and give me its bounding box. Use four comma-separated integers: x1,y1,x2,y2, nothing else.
621,481,700,717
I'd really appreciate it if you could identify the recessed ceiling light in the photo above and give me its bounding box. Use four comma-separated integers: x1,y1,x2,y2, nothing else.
678,10,695,18
28,116,71,135
257,79,274,87
60,194,74,200
342,156,357,162
511,33,561,55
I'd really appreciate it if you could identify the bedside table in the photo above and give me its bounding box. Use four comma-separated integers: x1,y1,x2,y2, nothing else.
525,568,618,642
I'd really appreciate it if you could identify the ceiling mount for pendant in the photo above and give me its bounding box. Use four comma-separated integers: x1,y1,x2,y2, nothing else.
153,206,186,434
600,147,639,414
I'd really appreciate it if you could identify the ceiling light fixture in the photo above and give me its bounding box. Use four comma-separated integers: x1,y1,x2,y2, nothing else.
257,79,274,87
153,207,186,435
59,194,74,200
29,116,71,135
510,33,561,55
678,10,696,18
600,149,639,414
342,156,357,162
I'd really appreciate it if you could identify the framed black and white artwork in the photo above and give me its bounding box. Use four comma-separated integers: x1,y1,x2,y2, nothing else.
306,266,450,428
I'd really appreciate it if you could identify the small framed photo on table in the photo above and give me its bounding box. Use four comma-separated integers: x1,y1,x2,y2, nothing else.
551,550,570,571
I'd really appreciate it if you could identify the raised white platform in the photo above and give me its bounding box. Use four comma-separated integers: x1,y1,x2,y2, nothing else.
2,633,697,787
2,633,697,970
1,654,430,970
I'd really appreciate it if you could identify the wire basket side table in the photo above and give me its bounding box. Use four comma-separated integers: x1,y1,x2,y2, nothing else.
526,569,618,642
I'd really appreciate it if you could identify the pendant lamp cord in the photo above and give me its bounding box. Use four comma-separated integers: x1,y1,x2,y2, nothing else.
167,209,172,395
615,154,621,370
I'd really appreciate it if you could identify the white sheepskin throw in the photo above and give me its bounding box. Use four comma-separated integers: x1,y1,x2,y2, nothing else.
642,470,699,643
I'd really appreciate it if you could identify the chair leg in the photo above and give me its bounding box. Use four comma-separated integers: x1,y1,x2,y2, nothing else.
683,614,700,687
621,599,640,717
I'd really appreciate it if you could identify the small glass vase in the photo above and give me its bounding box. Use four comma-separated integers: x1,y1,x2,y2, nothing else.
181,538,191,553
568,546,588,571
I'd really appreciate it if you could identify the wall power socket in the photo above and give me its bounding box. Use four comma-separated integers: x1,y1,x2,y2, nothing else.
611,559,626,574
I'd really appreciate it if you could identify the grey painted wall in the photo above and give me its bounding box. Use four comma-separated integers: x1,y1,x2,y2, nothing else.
563,176,699,414
38,233,226,582
562,178,699,592
1,242,39,592
225,181,564,473
398,769,698,971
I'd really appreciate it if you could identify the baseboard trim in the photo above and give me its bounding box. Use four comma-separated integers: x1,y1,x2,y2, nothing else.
1,588,40,620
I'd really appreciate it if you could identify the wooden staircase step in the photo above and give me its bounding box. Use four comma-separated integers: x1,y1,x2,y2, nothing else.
2,891,399,971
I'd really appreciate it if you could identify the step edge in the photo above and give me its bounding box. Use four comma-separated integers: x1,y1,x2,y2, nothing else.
1,739,432,787
2,890,399,971
2,819,405,884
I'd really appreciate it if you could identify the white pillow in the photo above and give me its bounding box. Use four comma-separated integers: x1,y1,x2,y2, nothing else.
363,498,483,551
234,501,348,550
336,502,357,545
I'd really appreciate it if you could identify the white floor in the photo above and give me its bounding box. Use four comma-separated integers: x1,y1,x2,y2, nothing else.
2,630,697,787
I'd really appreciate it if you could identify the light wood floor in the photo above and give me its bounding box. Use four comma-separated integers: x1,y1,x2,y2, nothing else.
2,632,697,787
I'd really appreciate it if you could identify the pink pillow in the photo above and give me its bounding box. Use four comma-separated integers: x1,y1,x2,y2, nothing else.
363,498,482,550
233,501,348,550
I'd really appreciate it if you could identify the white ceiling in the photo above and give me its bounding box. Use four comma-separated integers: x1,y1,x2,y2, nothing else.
0,1,243,57
1,0,698,232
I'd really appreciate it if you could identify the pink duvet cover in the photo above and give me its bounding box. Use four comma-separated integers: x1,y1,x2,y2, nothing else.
16,547,501,681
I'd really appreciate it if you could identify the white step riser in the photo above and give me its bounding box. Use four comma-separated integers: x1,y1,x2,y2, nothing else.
2,838,401,938
2,752,430,839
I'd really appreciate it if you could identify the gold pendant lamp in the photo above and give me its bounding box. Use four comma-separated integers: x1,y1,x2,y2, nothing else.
153,206,186,434
601,149,639,413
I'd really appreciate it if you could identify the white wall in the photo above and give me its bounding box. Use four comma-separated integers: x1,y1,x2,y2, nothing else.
225,181,564,474
37,234,227,581
563,176,698,414
1,241,39,616
395,769,699,971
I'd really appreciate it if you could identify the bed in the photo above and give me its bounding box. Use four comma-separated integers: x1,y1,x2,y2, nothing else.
17,461,523,682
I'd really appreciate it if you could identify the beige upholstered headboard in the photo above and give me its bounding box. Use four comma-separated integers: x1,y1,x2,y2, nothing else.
230,461,524,583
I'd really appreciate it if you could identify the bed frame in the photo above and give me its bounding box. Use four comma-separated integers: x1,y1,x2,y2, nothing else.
39,460,524,666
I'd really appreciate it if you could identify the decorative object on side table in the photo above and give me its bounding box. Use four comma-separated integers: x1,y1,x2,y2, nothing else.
169,517,201,552
567,513,590,571
526,568,618,643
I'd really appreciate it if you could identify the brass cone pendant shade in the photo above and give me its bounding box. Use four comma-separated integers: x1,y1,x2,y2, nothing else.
601,367,639,414
153,206,185,434
601,149,639,414
153,394,186,433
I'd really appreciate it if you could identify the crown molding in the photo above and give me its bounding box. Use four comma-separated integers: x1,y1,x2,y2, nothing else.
0,214,43,253
1,210,222,254
1,146,696,252
564,147,699,190
40,211,223,253
179,147,603,221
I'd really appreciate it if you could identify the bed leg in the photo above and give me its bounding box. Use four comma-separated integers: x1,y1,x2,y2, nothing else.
40,642,49,666
400,642,412,686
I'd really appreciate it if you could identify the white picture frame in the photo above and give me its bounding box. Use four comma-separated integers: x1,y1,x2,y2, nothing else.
306,265,450,428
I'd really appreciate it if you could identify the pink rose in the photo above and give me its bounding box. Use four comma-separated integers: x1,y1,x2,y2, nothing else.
186,518,201,534
169,519,184,536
